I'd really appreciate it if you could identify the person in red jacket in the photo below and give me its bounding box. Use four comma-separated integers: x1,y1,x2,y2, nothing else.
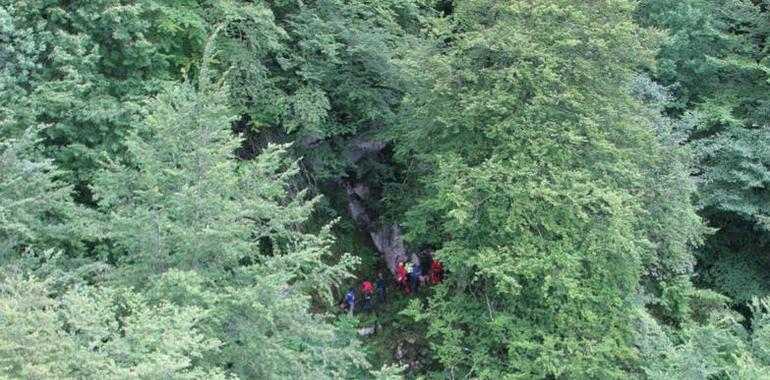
362,281,374,312
396,261,410,294
430,260,443,285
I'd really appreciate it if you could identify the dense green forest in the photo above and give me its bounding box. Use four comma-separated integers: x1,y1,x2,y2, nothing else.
3,0,770,378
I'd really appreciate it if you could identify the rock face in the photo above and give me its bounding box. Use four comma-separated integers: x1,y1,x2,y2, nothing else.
347,135,388,163
394,338,427,374
302,133,407,274
370,224,408,273
357,326,376,336
344,181,407,274
341,136,408,274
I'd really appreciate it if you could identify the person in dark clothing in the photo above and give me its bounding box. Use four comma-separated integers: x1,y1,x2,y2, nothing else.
363,290,373,313
376,272,387,303
409,264,421,294
420,250,433,287
420,251,433,272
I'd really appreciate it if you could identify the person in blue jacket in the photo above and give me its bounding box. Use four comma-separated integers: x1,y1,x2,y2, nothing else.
409,264,421,294
346,287,356,316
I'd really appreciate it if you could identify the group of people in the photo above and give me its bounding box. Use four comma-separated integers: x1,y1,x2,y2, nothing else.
395,248,443,295
340,249,445,315
342,273,388,315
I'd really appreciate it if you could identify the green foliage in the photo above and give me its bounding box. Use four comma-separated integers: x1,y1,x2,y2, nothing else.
92,75,367,378
371,364,407,380
0,266,228,379
0,0,278,199
0,128,91,259
387,1,705,377
636,0,770,220
638,0,770,304
635,0,753,112
630,74,706,324
227,0,423,180
0,0,175,196
642,296,770,379
702,239,770,305
0,5,41,135
6,0,770,378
